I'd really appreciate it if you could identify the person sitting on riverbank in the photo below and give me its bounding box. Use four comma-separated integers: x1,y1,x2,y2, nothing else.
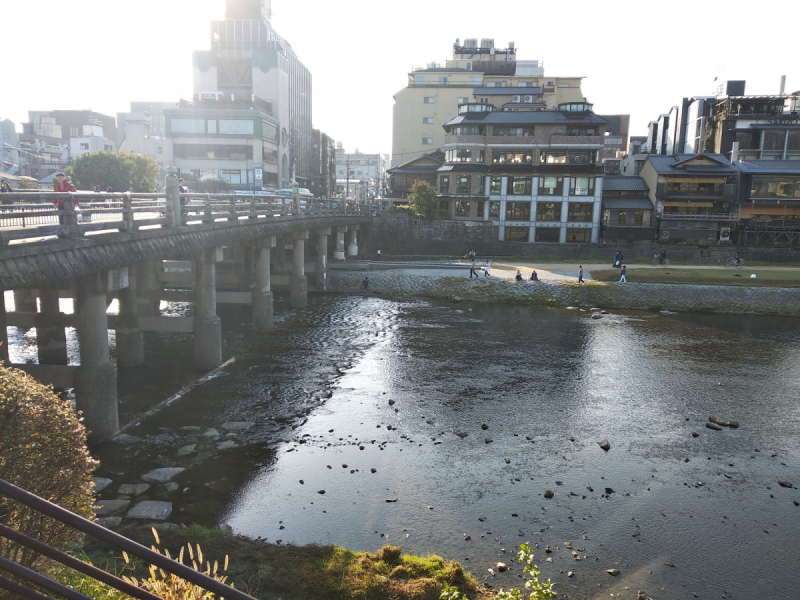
530,270,538,281
515,270,523,282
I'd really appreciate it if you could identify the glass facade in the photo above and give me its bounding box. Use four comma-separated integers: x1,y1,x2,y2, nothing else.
536,202,561,221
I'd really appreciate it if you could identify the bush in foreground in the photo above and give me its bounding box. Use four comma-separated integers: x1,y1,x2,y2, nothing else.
0,363,97,570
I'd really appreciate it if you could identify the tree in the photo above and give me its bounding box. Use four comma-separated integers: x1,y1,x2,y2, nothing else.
16,179,39,190
69,151,160,192
195,178,233,193
0,364,97,571
407,181,438,219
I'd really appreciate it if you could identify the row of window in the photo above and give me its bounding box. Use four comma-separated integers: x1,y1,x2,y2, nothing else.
504,227,591,243
750,176,800,198
442,149,600,165
439,175,597,196
443,199,595,223
735,130,800,151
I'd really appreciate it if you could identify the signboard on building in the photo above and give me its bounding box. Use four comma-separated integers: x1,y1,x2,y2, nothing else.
254,168,263,180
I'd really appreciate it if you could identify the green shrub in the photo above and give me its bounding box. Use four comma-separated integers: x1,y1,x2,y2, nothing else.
0,364,97,570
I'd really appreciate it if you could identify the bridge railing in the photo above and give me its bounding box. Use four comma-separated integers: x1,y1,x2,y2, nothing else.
0,192,368,244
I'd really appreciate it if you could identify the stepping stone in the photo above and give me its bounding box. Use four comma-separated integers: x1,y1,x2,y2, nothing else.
179,426,201,432
127,501,173,521
118,484,150,496
216,440,238,450
96,517,122,529
202,429,220,438
220,422,254,432
94,499,130,516
177,444,197,456
141,467,185,484
92,477,113,493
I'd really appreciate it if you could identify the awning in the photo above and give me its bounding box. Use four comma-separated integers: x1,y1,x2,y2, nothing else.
602,197,654,210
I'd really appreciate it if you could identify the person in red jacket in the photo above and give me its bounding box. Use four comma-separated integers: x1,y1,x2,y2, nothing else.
53,172,76,229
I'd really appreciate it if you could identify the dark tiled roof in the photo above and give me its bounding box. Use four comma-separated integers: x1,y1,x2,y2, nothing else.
735,159,800,174
443,111,608,127
437,164,489,173
388,166,441,175
473,87,543,95
602,197,654,210
602,176,649,192
646,154,736,175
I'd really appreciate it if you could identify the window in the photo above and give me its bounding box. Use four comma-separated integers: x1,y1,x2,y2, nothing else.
445,148,484,163
567,151,596,164
438,77,448,85
439,176,449,194
541,152,566,164
157,147,163,154
455,200,470,216
788,131,800,151
536,202,561,221
457,97,470,105
567,203,594,222
171,118,206,134
104,145,113,151
509,177,532,195
80,143,89,150
423,97,435,104
207,120,217,134
566,127,597,136
486,81,502,87
174,144,253,160
763,130,785,151
666,181,723,195
422,117,434,124
422,137,433,145
535,227,560,242
219,120,255,135
493,151,533,164
750,176,799,198
70,127,79,137
489,201,500,218
558,83,570,88
567,228,590,243
469,77,482,86
617,211,628,226
604,137,623,145
569,177,595,196
457,176,472,193
490,177,502,195
451,125,484,135
494,126,531,137
517,81,533,87
505,226,529,241
538,177,563,196
415,75,426,85
505,202,531,220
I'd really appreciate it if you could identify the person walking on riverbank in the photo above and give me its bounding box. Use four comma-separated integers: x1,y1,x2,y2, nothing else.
613,251,622,268
484,261,491,277
578,265,584,284
619,265,627,283
469,258,479,279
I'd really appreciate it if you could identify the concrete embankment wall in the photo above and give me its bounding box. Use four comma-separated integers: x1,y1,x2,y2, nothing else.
361,216,800,263
329,271,800,316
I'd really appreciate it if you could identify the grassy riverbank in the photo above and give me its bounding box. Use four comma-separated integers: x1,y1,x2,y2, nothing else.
590,267,800,287
78,524,485,600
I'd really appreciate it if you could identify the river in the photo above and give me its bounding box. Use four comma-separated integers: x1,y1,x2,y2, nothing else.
12,293,799,599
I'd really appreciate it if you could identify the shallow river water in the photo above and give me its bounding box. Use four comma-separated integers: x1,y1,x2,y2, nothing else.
29,293,800,599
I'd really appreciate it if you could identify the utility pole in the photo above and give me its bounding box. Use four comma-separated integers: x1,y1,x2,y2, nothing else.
346,154,350,201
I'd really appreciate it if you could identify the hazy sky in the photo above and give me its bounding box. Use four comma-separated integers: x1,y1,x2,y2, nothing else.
0,0,796,156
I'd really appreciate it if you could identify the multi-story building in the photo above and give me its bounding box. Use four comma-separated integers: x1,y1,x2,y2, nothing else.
310,129,337,199
1,119,20,175
734,159,800,234
391,38,586,168
599,114,630,174
117,102,178,172
600,176,654,241
335,148,387,200
386,150,444,198
639,154,738,243
26,110,116,144
437,101,607,244
164,97,280,189
192,0,312,189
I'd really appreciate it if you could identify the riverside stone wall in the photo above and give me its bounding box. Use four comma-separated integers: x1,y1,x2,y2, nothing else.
329,271,800,316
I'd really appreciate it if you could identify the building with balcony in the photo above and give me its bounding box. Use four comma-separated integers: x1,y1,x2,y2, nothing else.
601,176,654,242
640,154,737,243
437,102,607,244
164,98,280,190
192,0,312,189
391,38,586,168
310,129,337,199
734,159,800,237
386,150,444,198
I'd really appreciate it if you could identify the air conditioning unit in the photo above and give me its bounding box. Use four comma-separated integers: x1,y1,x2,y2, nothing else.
661,230,670,239
720,227,731,243
512,95,520,103
524,95,533,103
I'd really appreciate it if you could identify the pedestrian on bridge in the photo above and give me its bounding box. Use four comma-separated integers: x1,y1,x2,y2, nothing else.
53,172,76,230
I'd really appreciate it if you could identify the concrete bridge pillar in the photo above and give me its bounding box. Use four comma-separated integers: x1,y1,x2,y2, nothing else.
36,286,68,365
316,231,330,291
194,247,222,370
274,239,287,274
116,270,144,367
13,288,37,314
290,232,308,308
253,236,275,331
136,260,160,317
0,292,8,364
75,269,127,443
347,227,359,257
334,229,346,260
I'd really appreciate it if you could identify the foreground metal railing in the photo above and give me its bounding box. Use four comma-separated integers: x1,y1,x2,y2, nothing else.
0,191,368,245
0,478,255,600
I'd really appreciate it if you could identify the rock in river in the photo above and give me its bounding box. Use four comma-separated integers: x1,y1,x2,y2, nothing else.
778,481,793,489
92,477,113,493
118,484,150,496
94,499,130,517
706,422,723,431
544,489,554,499
142,468,185,484
598,439,611,451
126,501,173,521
